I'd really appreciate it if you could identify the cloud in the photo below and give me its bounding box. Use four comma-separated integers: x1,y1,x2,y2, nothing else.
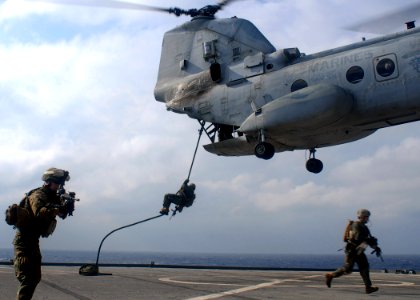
0,0,53,21
198,135,420,225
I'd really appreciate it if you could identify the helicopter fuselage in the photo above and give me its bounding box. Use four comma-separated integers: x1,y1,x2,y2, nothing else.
154,16,420,164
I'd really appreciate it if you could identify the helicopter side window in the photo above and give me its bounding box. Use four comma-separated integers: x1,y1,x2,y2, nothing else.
291,79,308,92
233,47,241,57
203,41,217,60
346,66,364,84
376,58,395,77
210,63,222,82
374,54,399,82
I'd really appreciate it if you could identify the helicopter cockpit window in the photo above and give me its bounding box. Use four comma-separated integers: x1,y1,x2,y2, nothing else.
346,66,364,84
291,79,308,92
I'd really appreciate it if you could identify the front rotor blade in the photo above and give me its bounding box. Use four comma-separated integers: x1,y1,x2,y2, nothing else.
27,0,170,13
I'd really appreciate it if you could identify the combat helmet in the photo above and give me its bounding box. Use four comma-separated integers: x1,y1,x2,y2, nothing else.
42,167,70,184
357,209,371,218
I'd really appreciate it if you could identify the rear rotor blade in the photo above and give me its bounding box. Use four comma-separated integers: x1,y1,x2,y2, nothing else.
345,2,420,34
26,0,170,13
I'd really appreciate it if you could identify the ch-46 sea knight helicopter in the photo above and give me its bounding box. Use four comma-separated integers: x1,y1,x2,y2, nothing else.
153,0,420,173
33,0,420,173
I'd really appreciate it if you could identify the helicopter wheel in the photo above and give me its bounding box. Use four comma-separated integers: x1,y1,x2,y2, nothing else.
254,142,275,160
306,158,323,173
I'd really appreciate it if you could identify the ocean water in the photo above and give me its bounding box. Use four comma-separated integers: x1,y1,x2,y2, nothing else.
1,248,419,271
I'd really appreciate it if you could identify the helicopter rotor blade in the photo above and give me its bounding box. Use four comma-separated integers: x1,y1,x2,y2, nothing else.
27,0,243,18
26,0,171,14
218,0,234,8
345,2,420,34
218,0,240,10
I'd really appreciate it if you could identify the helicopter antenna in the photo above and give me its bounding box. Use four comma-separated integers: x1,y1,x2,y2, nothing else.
26,0,241,18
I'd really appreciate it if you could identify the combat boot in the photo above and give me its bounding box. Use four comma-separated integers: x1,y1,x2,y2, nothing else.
365,286,379,294
325,273,333,288
159,207,169,215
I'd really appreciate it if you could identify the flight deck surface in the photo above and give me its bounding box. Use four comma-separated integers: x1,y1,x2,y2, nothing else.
0,265,419,299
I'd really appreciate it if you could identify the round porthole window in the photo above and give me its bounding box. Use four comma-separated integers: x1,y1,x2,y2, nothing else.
346,66,364,84
376,58,395,77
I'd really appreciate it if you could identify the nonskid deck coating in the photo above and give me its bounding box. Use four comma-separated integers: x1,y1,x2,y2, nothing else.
0,265,419,299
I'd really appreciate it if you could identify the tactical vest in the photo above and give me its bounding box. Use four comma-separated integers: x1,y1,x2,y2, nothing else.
5,188,57,237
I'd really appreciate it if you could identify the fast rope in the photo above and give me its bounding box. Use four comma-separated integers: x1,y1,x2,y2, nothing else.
95,214,164,266
170,125,204,219
186,124,204,181
79,214,164,276
80,126,204,275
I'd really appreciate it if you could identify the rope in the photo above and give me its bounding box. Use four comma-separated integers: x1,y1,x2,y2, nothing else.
82,129,205,274
186,126,204,181
169,125,204,219
94,125,204,265
95,214,164,266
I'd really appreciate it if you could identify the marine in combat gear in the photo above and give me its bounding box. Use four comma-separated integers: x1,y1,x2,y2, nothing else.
12,168,77,300
325,209,382,294
160,179,196,215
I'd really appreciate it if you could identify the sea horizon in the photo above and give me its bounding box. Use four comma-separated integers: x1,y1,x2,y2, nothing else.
1,248,419,271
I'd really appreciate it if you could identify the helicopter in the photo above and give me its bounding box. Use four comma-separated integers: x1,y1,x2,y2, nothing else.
151,0,420,173
31,0,420,174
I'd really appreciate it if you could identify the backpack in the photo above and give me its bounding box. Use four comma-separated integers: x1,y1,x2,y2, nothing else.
79,264,99,276
5,189,37,228
342,220,354,242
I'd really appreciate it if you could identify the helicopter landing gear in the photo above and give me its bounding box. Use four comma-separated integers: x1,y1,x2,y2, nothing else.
255,142,275,160
254,130,275,160
306,148,323,174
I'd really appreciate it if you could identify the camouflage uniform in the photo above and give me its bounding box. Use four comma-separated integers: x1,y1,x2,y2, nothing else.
13,186,62,300
330,220,379,288
162,180,196,213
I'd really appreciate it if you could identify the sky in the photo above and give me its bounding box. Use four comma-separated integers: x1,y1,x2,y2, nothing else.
0,0,420,257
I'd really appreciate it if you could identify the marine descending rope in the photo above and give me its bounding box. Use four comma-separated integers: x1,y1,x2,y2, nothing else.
79,125,204,275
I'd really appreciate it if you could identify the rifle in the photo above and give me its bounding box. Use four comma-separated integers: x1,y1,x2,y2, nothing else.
371,248,384,262
58,187,80,217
